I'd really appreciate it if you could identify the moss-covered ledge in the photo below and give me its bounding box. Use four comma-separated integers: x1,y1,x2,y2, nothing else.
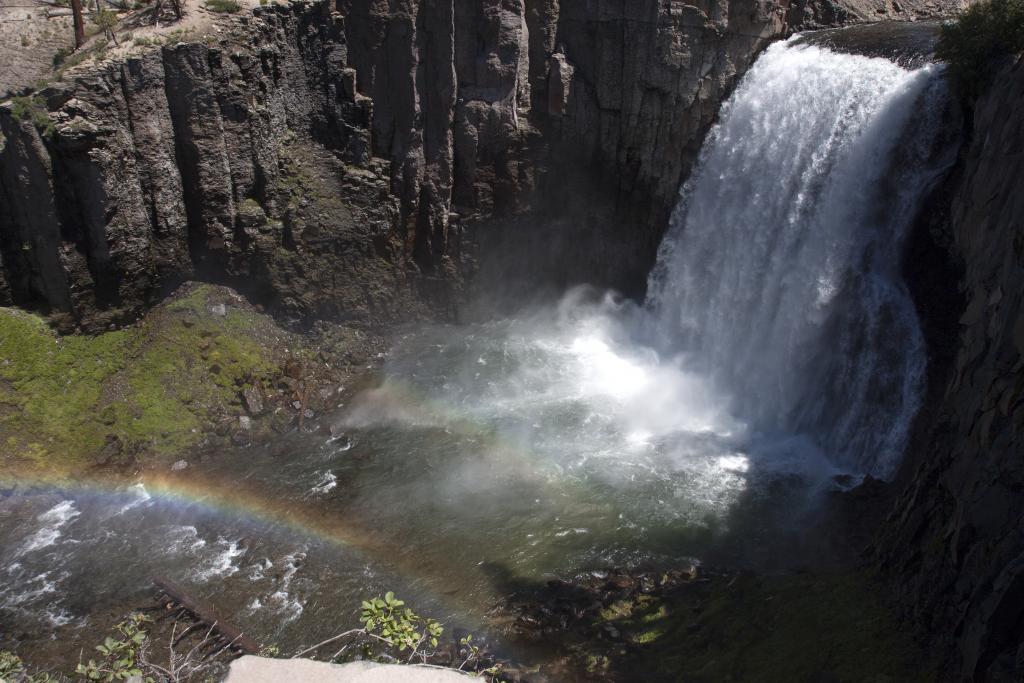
0,283,383,477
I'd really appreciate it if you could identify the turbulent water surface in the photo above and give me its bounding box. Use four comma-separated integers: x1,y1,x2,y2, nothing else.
0,38,954,661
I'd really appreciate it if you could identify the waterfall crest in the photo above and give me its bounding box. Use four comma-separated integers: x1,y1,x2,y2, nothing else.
646,40,951,478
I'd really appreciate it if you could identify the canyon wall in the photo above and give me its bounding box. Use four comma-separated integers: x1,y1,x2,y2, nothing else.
879,57,1024,681
1,0,884,331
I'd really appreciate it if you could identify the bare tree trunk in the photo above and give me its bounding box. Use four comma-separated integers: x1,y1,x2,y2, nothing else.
70,0,85,47
168,0,182,20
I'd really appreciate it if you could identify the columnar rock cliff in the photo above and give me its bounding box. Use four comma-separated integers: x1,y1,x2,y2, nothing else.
879,57,1024,681
1,0,796,329
1,4,427,330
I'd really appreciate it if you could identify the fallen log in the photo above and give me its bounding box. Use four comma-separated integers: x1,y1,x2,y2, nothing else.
152,576,260,655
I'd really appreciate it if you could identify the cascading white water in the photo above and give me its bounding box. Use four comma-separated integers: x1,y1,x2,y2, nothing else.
647,39,952,478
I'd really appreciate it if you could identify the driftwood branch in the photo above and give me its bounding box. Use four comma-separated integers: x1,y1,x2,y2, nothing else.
152,576,260,655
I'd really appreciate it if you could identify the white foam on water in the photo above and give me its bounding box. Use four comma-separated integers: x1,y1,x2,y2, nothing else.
250,552,306,623
113,483,152,516
2,571,60,606
166,525,207,555
192,537,246,581
16,501,79,557
248,557,273,581
309,471,337,495
266,590,304,623
554,528,590,538
0,565,78,628
42,607,76,627
326,431,353,450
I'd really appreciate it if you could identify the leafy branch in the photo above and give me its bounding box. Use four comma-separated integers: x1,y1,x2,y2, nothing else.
0,650,56,683
75,614,153,682
293,592,504,679
293,592,443,665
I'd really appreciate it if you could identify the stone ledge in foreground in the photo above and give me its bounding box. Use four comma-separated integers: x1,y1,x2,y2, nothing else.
225,656,473,682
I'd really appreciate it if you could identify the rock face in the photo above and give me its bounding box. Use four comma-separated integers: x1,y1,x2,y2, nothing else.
11,0,972,330
878,57,1024,682
1,4,430,330
788,0,967,28
473,0,789,306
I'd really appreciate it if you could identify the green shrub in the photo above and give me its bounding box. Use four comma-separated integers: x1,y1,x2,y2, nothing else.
936,0,1024,98
0,650,54,682
9,96,54,137
290,591,503,677
360,592,445,656
75,614,153,683
52,46,71,68
91,7,120,44
205,0,241,12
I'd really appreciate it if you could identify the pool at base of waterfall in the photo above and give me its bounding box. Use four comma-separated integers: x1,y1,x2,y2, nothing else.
0,295,893,665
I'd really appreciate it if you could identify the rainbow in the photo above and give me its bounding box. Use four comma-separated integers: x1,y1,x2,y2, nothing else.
0,470,512,655
0,376,502,554
0,467,389,560
0,443,511,624
0,370,596,627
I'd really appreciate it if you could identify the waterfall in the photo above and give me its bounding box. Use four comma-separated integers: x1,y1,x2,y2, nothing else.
646,40,952,478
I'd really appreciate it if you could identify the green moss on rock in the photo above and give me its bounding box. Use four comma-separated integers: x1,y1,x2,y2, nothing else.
0,284,287,473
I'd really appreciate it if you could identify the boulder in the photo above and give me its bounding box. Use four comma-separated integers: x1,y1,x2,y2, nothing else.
242,386,264,416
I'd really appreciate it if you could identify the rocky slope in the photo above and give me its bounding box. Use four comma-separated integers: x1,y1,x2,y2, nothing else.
878,56,1024,682
0,281,384,473
3,0,970,332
